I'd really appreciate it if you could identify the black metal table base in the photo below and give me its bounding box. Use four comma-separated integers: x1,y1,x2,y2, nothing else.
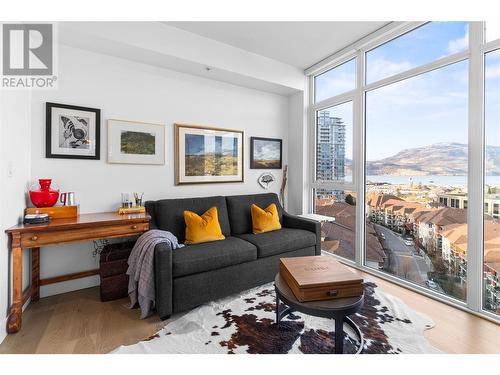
275,296,364,354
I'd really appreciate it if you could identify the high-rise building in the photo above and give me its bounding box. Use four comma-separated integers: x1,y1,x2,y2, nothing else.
316,110,346,201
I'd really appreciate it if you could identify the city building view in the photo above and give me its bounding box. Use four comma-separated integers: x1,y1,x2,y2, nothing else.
315,112,500,314
316,109,347,202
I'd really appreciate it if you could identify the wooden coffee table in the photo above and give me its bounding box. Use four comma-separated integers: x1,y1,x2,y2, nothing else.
274,273,364,354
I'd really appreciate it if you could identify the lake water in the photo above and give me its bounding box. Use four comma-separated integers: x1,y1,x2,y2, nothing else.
366,175,500,187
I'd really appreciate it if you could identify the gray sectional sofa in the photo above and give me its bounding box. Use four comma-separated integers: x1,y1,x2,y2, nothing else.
145,193,320,320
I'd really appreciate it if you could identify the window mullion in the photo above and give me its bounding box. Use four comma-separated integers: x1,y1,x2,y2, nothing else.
466,21,485,313
307,76,316,214
364,50,469,94
354,50,365,267
483,38,500,54
312,91,356,112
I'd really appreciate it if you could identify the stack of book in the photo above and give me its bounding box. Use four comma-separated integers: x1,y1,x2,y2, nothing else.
118,206,146,215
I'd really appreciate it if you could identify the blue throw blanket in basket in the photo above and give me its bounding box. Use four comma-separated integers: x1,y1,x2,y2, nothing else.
127,230,184,319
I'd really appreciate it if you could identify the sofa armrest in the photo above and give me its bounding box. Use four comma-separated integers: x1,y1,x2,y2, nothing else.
154,242,173,320
282,213,322,256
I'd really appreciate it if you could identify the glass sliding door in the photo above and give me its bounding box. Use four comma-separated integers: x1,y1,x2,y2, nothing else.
484,48,500,315
364,60,469,301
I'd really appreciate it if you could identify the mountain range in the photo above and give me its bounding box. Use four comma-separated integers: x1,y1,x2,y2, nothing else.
363,142,500,176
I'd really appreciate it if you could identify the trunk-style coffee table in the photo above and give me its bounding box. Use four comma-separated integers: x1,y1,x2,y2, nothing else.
274,273,364,354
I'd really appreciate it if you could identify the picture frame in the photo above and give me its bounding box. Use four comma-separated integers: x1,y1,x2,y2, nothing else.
250,136,282,169
107,119,165,165
175,123,244,185
45,102,101,160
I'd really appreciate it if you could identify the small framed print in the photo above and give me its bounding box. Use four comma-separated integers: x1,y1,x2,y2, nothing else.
46,102,101,160
250,137,282,169
107,119,165,165
175,123,244,185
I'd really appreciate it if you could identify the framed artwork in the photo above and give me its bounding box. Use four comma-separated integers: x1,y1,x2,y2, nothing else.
250,136,282,169
175,123,244,185
107,119,165,165
46,102,101,160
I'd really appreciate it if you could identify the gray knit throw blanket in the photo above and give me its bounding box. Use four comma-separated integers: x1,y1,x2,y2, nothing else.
127,230,184,319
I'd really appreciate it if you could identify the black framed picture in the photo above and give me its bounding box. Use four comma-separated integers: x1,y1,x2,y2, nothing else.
250,137,282,169
46,102,101,160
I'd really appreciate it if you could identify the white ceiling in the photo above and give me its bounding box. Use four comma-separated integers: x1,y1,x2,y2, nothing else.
167,21,389,69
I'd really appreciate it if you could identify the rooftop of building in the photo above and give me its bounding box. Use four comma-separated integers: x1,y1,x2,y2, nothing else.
413,206,468,227
366,192,403,208
316,201,385,263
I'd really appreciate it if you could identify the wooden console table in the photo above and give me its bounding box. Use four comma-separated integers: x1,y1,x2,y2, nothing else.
5,212,150,334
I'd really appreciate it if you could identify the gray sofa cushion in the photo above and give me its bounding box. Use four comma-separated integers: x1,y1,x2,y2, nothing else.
226,193,283,235
172,237,257,277
237,228,316,258
150,196,231,243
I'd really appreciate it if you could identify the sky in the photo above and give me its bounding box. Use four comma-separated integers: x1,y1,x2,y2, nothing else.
315,22,500,162
185,134,238,156
253,139,280,160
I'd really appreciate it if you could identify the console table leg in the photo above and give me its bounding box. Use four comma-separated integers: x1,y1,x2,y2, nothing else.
7,241,23,334
31,247,40,302
334,317,344,354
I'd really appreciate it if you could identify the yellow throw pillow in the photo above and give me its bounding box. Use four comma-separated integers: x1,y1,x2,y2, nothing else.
251,203,282,234
184,207,225,245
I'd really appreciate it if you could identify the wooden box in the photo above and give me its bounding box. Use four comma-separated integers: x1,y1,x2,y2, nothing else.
99,241,135,302
279,256,364,302
100,273,129,302
25,205,78,219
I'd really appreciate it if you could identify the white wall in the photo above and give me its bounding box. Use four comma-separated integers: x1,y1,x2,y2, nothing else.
28,45,290,297
287,91,308,215
0,89,32,343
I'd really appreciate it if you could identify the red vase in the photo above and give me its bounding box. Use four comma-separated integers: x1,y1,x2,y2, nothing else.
29,179,60,208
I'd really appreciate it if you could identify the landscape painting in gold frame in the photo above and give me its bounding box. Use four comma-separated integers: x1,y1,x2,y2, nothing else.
175,123,244,185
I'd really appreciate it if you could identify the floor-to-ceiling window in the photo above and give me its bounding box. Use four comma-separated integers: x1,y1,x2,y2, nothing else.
309,21,500,321
312,61,358,261
484,41,500,316
365,58,469,300
363,21,470,300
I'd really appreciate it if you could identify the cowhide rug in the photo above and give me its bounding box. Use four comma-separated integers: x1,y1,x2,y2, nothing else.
112,282,441,354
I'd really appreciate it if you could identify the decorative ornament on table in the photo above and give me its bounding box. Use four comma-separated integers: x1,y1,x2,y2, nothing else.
118,192,146,214
133,192,144,207
29,179,60,208
257,172,276,189
59,191,76,206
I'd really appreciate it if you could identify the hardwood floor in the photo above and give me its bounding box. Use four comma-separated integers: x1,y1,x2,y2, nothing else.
350,269,500,354
0,288,167,354
0,269,499,354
